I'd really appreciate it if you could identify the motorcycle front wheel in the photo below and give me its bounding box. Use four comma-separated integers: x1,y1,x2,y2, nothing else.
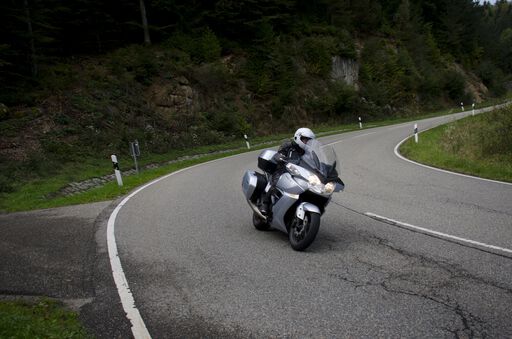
288,212,320,251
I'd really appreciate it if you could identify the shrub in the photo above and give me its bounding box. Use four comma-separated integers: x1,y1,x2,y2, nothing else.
302,37,335,76
108,45,158,85
0,103,9,120
165,29,221,64
477,60,506,96
441,69,466,102
193,29,222,63
191,62,233,94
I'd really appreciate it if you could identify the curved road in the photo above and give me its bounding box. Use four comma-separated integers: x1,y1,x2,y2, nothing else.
113,107,512,338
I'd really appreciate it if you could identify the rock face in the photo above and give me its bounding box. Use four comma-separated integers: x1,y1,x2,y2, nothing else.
147,77,196,115
331,56,359,89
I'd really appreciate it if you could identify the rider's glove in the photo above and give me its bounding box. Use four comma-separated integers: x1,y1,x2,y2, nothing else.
275,153,286,163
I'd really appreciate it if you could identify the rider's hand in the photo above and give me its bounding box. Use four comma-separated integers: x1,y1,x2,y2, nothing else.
275,154,286,163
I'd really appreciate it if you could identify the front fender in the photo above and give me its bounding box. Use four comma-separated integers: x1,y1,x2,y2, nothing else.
296,202,321,220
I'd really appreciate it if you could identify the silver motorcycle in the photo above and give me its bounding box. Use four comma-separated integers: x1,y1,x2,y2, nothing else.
242,139,344,251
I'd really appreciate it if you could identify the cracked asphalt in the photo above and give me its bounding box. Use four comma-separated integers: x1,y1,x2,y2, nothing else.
1,107,511,338
0,201,132,338
113,109,512,338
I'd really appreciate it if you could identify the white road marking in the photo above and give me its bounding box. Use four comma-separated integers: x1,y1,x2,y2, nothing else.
365,212,512,258
325,131,377,146
394,132,512,187
107,153,251,339
392,102,512,186
108,105,512,336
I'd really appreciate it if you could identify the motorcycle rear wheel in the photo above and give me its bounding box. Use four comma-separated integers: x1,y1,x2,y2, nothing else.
289,212,320,251
253,212,270,231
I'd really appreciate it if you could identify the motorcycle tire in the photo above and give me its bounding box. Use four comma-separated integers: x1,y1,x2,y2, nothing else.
288,212,320,251
253,212,270,231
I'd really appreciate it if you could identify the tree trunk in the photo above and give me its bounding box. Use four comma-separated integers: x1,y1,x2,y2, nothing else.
23,0,37,77
139,0,151,45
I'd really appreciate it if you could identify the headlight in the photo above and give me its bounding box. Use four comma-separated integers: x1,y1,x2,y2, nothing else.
308,175,321,186
324,182,335,194
286,163,301,176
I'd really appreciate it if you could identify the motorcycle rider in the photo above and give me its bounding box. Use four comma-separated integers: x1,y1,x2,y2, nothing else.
260,127,316,216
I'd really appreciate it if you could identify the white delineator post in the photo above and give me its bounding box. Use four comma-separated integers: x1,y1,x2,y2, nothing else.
244,134,251,149
414,124,419,143
359,117,362,129
111,154,123,186
472,103,475,116
460,102,464,111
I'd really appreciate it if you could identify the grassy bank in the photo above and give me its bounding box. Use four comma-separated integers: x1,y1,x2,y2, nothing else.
0,299,90,338
1,99,510,213
400,106,512,183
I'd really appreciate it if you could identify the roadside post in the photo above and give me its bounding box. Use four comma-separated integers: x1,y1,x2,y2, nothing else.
244,134,251,149
414,124,418,143
111,154,123,186
359,117,362,129
129,140,140,174
472,103,475,116
460,102,464,111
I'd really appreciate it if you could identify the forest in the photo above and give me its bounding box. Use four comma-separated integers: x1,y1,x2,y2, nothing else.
0,0,511,183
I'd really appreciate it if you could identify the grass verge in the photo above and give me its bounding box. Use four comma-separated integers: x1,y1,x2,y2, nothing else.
1,97,510,212
400,106,512,183
0,299,90,338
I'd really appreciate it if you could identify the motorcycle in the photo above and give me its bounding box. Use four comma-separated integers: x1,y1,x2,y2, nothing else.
242,139,344,251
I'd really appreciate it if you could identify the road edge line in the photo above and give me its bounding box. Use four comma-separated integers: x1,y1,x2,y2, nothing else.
106,152,259,339
393,105,512,187
365,212,512,258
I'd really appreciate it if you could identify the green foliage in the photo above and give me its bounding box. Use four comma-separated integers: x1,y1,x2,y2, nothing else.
191,62,234,94
0,103,9,120
37,63,76,93
302,37,335,76
305,82,358,121
475,108,512,157
0,299,90,338
444,109,512,159
194,29,222,63
165,29,221,64
108,45,158,84
441,69,468,102
477,60,507,96
401,107,512,183
360,38,422,114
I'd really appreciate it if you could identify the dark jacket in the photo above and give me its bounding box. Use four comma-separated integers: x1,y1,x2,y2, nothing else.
269,140,304,185
276,140,304,164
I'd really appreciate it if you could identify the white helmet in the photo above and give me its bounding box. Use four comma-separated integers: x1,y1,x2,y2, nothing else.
294,127,316,150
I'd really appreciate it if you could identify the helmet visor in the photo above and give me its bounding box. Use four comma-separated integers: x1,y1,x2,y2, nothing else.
300,136,312,144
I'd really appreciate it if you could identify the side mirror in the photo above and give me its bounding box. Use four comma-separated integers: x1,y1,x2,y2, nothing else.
334,179,345,192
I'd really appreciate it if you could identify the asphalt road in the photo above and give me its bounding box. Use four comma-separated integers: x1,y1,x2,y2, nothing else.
113,107,512,338
0,201,133,338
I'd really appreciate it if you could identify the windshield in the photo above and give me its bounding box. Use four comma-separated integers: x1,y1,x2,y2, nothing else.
299,139,339,181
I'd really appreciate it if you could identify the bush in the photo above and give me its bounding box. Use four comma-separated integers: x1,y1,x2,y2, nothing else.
419,71,442,102
165,29,221,64
191,62,233,94
477,60,506,96
205,106,249,136
0,103,9,120
302,37,335,76
441,69,468,102
0,173,14,193
194,29,222,63
108,45,158,85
